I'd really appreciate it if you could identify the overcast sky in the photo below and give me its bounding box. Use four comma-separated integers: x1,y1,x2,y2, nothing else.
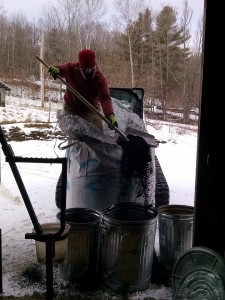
2,0,204,35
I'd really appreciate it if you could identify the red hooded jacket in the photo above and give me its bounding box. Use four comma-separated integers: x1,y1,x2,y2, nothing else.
55,61,114,117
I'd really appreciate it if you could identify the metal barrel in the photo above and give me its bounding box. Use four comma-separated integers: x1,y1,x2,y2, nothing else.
157,204,194,271
57,208,102,286
101,202,158,293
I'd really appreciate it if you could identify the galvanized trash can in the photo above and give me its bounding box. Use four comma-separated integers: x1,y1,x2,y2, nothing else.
157,204,194,271
57,208,102,286
101,202,158,293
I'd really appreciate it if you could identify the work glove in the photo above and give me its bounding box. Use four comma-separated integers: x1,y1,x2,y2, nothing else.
107,114,118,129
48,66,59,80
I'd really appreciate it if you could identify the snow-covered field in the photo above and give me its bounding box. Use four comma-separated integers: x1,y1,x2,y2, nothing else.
0,96,197,299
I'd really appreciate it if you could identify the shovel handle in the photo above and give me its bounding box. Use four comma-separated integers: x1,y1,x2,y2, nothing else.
36,56,129,142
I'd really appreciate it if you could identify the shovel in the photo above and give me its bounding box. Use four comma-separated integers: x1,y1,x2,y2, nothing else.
36,56,157,147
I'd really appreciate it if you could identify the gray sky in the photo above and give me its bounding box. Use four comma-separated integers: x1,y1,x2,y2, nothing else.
2,0,204,35
150,0,204,35
1,0,51,21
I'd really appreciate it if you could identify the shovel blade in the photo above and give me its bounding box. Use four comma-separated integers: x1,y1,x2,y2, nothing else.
124,127,159,147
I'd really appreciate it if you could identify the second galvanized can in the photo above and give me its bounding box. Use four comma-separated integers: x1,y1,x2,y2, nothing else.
101,202,158,293
157,204,194,271
57,208,102,286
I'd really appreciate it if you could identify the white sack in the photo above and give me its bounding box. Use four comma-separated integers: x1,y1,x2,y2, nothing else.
57,98,155,211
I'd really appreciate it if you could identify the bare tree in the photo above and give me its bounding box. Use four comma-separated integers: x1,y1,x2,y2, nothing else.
113,0,146,87
153,5,190,119
78,0,105,48
41,3,69,63
180,0,193,123
55,0,83,58
42,0,105,59
187,17,203,111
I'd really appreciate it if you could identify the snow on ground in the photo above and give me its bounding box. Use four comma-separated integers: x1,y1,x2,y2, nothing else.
147,119,197,206
0,96,198,299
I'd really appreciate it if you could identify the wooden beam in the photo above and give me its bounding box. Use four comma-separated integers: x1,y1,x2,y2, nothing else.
193,0,225,256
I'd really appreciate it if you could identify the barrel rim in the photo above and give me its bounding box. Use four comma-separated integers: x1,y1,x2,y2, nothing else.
57,207,102,225
102,202,158,225
157,204,194,217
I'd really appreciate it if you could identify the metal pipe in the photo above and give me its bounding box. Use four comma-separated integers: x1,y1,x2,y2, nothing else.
0,125,69,299
0,126,42,233
45,240,54,299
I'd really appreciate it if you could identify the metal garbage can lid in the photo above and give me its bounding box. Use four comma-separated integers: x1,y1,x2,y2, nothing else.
172,246,225,299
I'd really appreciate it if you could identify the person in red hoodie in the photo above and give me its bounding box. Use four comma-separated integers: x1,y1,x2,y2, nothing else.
48,49,117,130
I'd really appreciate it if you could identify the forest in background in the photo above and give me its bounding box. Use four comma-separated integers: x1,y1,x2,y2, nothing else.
0,0,203,123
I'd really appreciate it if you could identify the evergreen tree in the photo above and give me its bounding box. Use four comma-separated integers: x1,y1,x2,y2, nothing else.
154,5,190,116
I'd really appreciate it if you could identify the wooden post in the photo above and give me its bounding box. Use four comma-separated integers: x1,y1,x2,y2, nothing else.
40,31,45,108
0,228,2,294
